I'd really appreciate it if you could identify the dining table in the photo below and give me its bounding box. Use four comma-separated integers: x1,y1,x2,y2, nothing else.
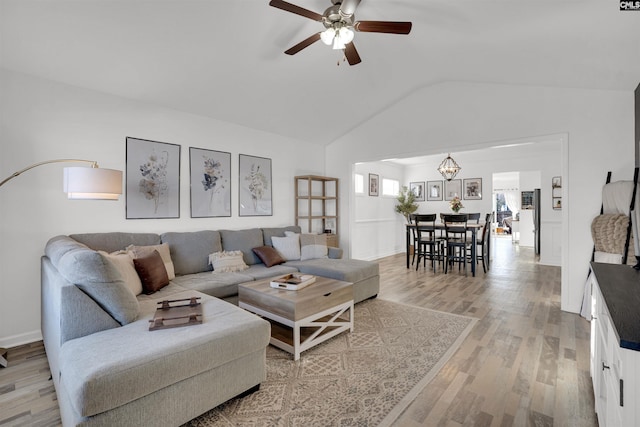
405,222,488,277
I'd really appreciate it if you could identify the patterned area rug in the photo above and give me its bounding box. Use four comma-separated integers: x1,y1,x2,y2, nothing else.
186,298,477,427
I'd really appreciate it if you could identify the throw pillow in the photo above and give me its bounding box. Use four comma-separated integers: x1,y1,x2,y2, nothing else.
272,234,301,261
252,246,286,267
208,250,249,273
99,251,143,296
133,250,170,294
299,233,328,261
127,243,175,280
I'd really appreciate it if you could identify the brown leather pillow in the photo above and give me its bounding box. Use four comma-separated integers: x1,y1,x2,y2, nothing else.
252,246,286,268
133,250,169,294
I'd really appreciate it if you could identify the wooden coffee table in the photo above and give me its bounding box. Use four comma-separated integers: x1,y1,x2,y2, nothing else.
238,276,354,360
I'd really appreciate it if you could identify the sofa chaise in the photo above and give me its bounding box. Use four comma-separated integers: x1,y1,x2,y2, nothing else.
41,225,379,426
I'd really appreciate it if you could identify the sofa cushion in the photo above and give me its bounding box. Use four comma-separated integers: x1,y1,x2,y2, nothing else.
209,250,249,273
161,231,222,275
99,251,143,296
133,250,170,294
219,229,264,265
272,234,301,261
252,245,285,267
127,243,176,280
285,258,379,284
69,232,161,253
262,226,301,247
299,233,328,260
170,271,254,298
240,263,299,280
59,292,270,418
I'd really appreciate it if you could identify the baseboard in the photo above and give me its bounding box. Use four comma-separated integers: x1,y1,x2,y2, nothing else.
0,330,42,349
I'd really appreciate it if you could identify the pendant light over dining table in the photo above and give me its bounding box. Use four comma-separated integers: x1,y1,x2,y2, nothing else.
437,153,461,181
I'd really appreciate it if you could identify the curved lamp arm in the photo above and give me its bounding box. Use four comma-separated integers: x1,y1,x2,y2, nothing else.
0,159,122,200
0,159,98,187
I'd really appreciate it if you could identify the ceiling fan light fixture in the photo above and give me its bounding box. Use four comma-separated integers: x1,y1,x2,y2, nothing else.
320,27,336,45
331,26,353,49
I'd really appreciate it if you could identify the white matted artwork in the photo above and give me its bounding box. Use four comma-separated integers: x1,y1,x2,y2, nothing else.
239,154,272,216
409,181,425,201
126,137,180,219
444,179,462,201
463,178,482,200
427,180,443,201
189,147,231,218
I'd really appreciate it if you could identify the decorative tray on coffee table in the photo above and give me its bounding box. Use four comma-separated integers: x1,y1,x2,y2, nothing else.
149,297,203,331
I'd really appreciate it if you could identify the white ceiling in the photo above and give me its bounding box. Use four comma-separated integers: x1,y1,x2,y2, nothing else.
1,0,639,146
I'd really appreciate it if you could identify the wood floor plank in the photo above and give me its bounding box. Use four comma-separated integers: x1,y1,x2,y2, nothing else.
0,236,597,426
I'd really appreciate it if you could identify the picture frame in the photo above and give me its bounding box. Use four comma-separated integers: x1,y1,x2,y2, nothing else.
552,176,562,188
239,154,272,216
553,197,562,210
189,147,231,218
426,180,443,201
463,178,482,200
444,179,462,201
409,181,425,201
126,137,180,219
369,173,379,196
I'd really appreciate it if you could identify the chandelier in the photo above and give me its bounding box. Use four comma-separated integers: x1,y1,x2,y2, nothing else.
437,153,461,181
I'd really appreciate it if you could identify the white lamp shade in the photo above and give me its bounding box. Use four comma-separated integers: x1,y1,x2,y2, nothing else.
63,167,122,200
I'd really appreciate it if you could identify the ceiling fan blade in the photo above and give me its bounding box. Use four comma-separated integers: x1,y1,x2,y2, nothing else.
284,32,322,55
339,0,361,18
354,21,412,34
343,42,362,66
268,0,323,21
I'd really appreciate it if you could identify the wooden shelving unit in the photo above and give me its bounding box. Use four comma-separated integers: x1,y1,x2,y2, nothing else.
294,175,339,246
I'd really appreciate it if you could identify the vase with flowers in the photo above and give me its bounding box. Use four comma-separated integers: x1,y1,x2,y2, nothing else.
450,196,464,213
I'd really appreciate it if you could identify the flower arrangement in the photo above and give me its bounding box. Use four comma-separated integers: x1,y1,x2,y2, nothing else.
245,164,268,209
449,196,464,213
139,151,168,213
201,156,226,208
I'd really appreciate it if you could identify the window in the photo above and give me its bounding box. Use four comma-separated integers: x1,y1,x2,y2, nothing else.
382,178,399,197
354,173,364,194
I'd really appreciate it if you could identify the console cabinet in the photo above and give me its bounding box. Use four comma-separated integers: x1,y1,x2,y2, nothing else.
589,262,640,427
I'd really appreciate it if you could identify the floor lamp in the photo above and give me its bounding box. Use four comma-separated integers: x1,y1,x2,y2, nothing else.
0,159,123,367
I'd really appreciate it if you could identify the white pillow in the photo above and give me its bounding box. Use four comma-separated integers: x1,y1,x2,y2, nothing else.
208,250,249,273
272,234,301,261
299,233,328,261
99,251,143,296
127,243,175,280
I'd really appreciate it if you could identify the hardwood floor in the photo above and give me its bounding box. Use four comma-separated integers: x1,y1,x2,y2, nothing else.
0,237,597,426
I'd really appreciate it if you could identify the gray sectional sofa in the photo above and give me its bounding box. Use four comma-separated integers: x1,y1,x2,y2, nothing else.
41,226,379,426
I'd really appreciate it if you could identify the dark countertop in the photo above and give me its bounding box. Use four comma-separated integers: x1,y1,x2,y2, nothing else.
591,262,640,351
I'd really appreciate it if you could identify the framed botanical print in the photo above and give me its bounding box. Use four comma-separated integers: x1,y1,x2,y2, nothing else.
369,173,379,196
189,147,231,218
444,179,462,201
126,137,180,219
239,154,272,216
463,178,482,200
409,181,425,201
427,180,443,201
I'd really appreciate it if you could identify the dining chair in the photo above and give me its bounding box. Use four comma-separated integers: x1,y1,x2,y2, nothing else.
409,214,419,266
442,213,469,275
414,214,443,272
474,213,492,273
467,213,481,224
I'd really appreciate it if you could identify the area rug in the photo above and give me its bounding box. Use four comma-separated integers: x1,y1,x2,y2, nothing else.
186,298,477,427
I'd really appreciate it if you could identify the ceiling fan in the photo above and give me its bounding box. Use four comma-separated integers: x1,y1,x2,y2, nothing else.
269,0,412,65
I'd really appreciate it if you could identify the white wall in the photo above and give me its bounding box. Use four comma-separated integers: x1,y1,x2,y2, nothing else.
352,161,405,260
326,81,634,314
0,69,325,347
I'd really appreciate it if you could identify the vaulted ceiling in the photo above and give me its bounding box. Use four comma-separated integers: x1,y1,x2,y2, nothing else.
1,0,639,146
